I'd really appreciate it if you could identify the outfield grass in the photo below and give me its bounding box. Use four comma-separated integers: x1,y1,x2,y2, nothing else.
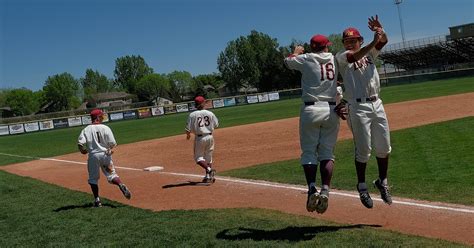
221,117,474,206
0,171,466,247
1,76,473,166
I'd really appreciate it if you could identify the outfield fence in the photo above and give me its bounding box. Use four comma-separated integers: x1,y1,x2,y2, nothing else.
0,89,302,136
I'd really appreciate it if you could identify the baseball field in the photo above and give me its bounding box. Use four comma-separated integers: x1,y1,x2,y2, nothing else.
1,77,473,247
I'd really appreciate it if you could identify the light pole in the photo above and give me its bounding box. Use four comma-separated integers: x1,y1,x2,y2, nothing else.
394,0,406,47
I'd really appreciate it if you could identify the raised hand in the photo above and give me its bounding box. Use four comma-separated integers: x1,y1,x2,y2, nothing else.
368,15,383,31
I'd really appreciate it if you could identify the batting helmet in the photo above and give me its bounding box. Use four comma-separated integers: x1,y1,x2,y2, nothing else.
342,27,363,41
310,34,332,50
194,96,206,105
90,109,103,122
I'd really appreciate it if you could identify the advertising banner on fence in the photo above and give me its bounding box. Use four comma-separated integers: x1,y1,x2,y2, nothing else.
68,117,82,127
0,125,9,135
39,120,54,130
212,99,225,108
123,110,137,120
138,108,152,118
268,92,280,101
24,122,40,132
176,104,189,113
235,96,247,105
110,112,124,121
164,105,177,114
82,115,92,125
247,95,258,104
151,106,164,116
224,97,236,106
9,123,25,134
53,118,69,129
188,102,197,111
258,93,269,102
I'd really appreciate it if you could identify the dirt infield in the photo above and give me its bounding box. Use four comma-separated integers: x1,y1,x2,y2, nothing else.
2,93,474,245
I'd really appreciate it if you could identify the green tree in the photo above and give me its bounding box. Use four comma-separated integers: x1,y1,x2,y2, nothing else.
136,74,171,103
42,73,81,112
328,33,344,55
113,55,153,94
167,71,193,102
80,69,113,97
217,30,285,93
3,88,40,116
192,73,223,97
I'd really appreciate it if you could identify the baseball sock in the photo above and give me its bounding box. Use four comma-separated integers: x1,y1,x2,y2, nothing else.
376,156,389,184
355,160,367,184
197,161,209,171
111,177,123,186
303,164,317,190
89,183,99,198
320,160,334,187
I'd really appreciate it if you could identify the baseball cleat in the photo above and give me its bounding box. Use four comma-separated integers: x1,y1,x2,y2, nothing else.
373,179,392,205
93,199,102,208
306,186,319,212
357,184,373,209
119,184,132,200
209,169,216,183
316,189,329,214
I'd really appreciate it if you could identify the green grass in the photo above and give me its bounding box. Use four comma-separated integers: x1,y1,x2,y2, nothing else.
221,117,474,206
1,76,473,166
0,170,466,247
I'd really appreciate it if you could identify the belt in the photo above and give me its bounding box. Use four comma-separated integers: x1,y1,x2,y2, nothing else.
304,101,336,106
356,96,377,102
197,133,212,137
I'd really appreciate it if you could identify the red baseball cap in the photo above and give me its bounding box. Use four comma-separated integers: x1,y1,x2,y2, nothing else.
194,96,206,105
343,27,363,40
310,34,332,49
90,109,103,119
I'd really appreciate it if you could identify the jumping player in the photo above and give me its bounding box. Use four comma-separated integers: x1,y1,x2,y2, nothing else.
185,96,219,183
284,35,340,214
335,15,392,208
78,109,131,207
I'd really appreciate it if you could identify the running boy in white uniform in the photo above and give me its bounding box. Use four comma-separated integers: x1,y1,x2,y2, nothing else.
78,109,131,207
335,15,392,208
186,96,219,183
284,34,340,214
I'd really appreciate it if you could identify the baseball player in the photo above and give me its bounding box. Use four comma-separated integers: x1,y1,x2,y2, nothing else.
185,96,219,183
335,15,392,208
78,109,131,207
284,34,340,214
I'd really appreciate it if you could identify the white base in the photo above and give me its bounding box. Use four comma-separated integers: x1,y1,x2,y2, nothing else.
143,166,164,172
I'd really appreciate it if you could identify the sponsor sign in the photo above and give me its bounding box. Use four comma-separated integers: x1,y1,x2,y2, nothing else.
53,118,69,129
268,92,280,101
224,98,236,106
24,122,40,132
138,108,152,118
212,99,225,108
82,115,92,125
151,106,164,116
68,116,82,127
39,120,54,130
235,96,247,105
9,124,25,134
164,105,177,114
247,95,259,104
123,110,137,120
109,112,124,121
258,93,269,102
176,104,189,113
188,102,197,111
0,125,9,135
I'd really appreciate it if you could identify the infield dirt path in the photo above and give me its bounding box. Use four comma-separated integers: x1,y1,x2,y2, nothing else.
2,93,474,245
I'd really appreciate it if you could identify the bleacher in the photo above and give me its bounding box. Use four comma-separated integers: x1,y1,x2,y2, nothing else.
379,23,474,84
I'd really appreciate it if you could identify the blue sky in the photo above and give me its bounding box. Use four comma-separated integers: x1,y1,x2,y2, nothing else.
1,0,473,91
